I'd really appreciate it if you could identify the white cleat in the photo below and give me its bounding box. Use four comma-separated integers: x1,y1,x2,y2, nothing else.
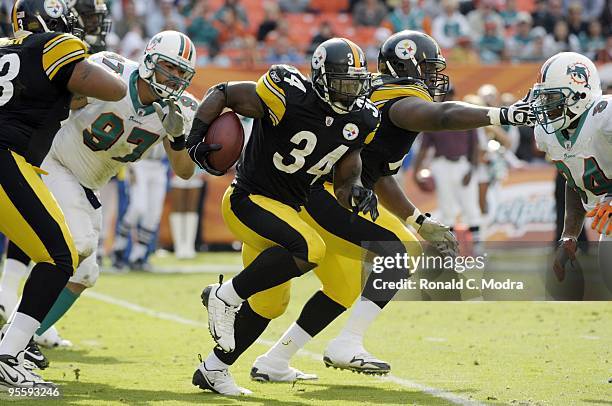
192,361,252,396
0,352,56,390
323,338,391,375
201,278,240,353
251,354,318,383
34,326,73,349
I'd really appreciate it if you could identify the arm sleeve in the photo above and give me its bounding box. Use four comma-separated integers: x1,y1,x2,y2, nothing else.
255,65,288,126
41,33,89,86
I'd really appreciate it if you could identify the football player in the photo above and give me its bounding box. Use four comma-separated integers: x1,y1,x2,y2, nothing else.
186,38,380,395
529,52,611,283
0,0,113,355
1,31,198,372
251,30,535,381
68,0,111,53
0,0,126,388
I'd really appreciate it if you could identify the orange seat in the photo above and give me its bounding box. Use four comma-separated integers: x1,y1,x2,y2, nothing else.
309,0,349,13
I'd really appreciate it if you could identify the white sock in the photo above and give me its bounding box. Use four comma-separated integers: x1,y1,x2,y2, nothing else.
216,279,243,306
129,243,148,263
0,259,29,316
336,298,382,345
183,212,199,257
169,213,184,258
265,322,312,363
0,312,40,356
205,351,229,371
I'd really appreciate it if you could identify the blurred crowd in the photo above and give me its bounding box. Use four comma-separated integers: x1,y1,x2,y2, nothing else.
1,0,609,67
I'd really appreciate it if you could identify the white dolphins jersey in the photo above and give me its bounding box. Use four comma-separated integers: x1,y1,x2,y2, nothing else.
49,51,199,190
535,95,612,210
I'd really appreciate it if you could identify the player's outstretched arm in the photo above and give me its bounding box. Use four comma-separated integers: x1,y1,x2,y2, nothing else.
388,92,533,132
68,59,127,102
333,149,379,221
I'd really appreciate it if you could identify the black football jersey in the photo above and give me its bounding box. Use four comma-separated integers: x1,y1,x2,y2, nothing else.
360,78,432,189
235,64,380,206
0,32,88,161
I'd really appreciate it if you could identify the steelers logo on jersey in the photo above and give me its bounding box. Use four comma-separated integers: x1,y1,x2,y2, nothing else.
44,0,64,18
395,39,417,60
342,123,359,141
312,46,326,69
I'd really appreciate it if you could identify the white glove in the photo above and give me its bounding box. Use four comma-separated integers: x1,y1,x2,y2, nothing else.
153,97,185,141
410,213,458,258
489,89,535,127
420,217,459,258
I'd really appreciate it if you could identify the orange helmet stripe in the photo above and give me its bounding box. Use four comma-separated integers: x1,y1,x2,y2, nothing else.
180,34,191,60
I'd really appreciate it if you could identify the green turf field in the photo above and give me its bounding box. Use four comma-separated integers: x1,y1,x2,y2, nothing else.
3,252,611,405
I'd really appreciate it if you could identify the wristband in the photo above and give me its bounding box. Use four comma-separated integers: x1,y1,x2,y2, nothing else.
405,208,425,228
169,134,186,151
487,107,502,126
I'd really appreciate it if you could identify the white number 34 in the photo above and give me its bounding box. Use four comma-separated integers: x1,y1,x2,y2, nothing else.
273,131,349,184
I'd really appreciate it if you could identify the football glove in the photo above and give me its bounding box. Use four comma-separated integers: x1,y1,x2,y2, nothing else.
153,97,186,151
494,89,535,127
188,142,223,176
415,214,458,259
553,237,578,282
586,197,612,235
186,117,224,176
350,185,379,221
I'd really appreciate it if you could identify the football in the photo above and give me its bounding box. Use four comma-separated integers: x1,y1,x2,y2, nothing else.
204,110,245,173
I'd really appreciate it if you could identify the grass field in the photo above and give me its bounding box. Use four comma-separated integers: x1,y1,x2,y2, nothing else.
4,252,611,405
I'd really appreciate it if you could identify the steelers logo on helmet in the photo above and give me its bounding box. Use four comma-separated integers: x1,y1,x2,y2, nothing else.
395,39,417,60
342,123,359,141
312,45,327,69
44,0,65,18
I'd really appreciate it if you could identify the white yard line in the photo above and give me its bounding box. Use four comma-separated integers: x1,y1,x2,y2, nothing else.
84,290,486,405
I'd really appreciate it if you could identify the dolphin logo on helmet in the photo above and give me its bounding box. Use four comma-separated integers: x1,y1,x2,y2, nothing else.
566,63,591,89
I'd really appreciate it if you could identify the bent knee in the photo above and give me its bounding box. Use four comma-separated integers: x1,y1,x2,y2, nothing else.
248,285,291,319
72,233,98,259
321,284,359,309
68,255,99,288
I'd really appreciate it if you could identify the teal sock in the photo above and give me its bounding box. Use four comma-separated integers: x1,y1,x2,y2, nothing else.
35,287,80,336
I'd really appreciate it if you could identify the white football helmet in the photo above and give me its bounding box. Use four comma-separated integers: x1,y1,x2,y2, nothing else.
139,30,196,99
531,52,602,133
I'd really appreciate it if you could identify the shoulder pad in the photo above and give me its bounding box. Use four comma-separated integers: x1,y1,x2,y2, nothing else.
42,33,88,81
371,74,426,90
370,82,432,107
256,64,309,125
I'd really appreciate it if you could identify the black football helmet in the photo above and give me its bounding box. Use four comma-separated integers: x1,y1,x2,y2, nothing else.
311,37,371,114
378,30,449,99
11,0,77,35
67,0,111,52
